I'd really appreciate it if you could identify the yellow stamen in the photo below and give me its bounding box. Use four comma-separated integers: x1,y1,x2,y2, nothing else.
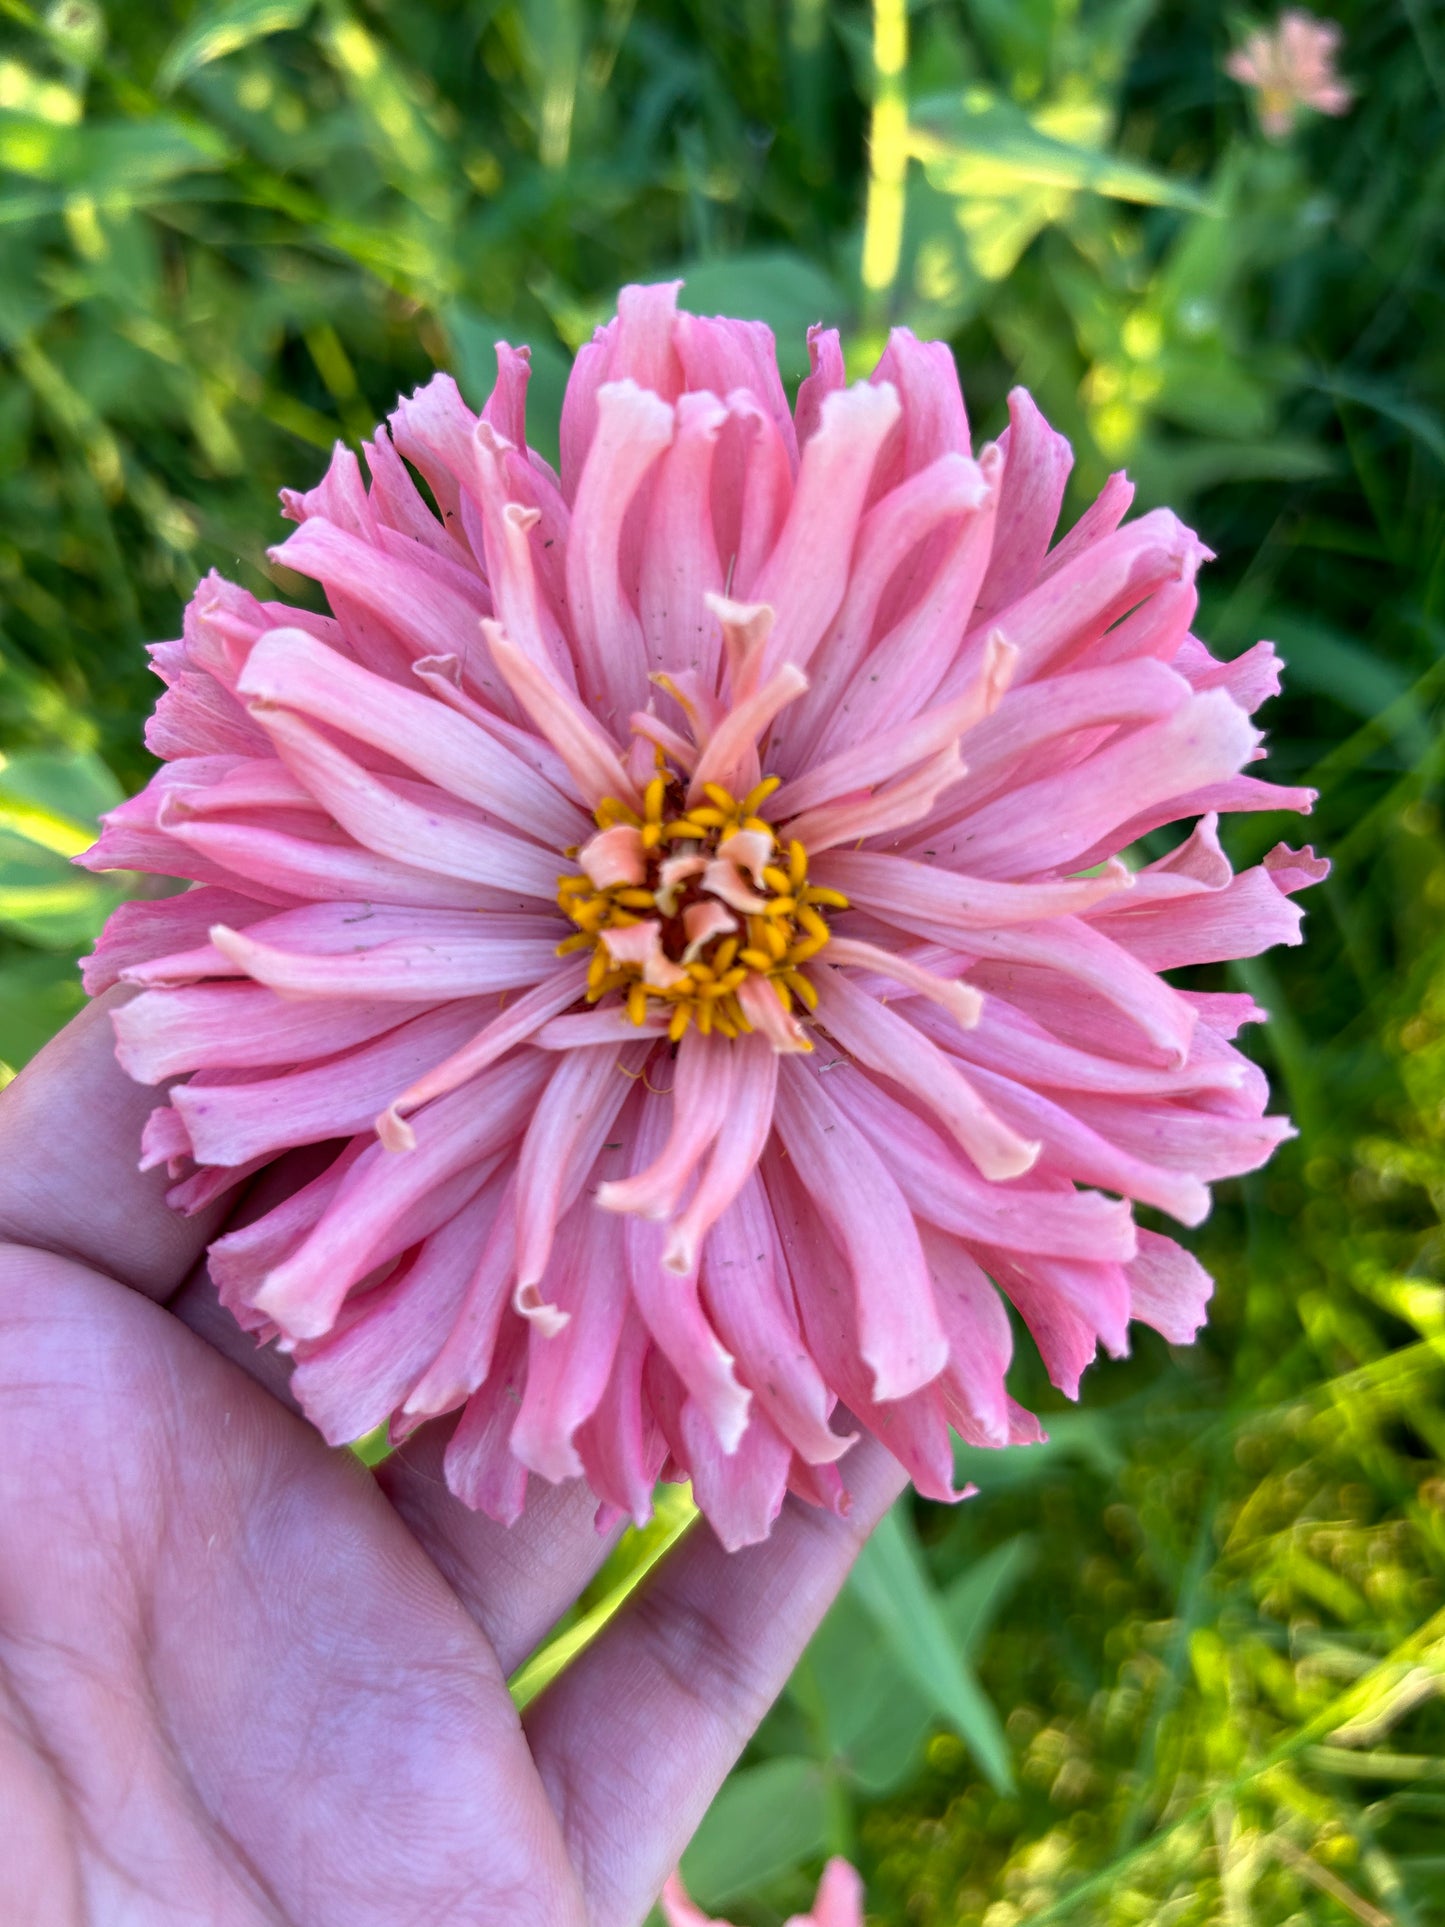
786,934,829,964
555,761,844,1044
783,968,819,1011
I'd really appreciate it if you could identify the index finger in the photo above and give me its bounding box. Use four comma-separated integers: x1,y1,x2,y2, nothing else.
0,989,226,1298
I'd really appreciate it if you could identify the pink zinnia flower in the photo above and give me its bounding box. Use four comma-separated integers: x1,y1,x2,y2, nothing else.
82,282,1324,1548
1226,10,1353,138
661,1857,864,1927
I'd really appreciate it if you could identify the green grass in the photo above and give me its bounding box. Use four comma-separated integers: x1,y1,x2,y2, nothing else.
2,0,1443,1920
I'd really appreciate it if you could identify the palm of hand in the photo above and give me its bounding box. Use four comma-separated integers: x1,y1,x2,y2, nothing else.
0,999,901,1927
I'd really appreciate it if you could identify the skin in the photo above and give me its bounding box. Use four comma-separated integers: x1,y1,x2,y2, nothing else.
0,992,905,1927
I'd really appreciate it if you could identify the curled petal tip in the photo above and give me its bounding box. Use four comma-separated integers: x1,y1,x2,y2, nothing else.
375,1106,416,1154
514,1281,571,1337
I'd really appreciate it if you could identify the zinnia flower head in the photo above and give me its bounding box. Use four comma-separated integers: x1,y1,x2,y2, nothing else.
83,280,1325,1549
662,1857,863,1927
1226,9,1352,138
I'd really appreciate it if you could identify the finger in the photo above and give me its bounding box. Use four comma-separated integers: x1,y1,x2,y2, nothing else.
377,1436,623,1676
0,988,225,1299
0,1245,589,1927
167,1179,625,1674
524,1438,908,1927
165,1142,347,1406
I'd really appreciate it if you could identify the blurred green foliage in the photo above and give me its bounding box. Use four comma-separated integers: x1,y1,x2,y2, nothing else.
2,0,1443,1919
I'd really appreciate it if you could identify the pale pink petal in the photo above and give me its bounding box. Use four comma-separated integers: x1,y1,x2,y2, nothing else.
208,918,560,1002
576,1309,665,1528
754,381,902,680
868,327,970,489
599,920,691,990
251,1053,549,1339
513,1045,635,1300
577,823,647,890
378,960,591,1149
681,898,737,961
772,629,1013,821
844,1068,1137,1260
804,1858,868,1927
683,1398,791,1551
510,1179,630,1483
812,967,1037,1180
482,617,643,811
793,323,845,447
290,1174,497,1444
443,1313,530,1525
239,625,584,848
921,1228,1012,1447
566,379,676,722
822,938,982,1030
638,390,728,685
597,1030,734,1221
700,1178,854,1467
974,387,1074,621
736,973,811,1053
244,703,559,899
1127,1229,1214,1344
664,1039,779,1276
686,662,808,804
773,1055,948,1402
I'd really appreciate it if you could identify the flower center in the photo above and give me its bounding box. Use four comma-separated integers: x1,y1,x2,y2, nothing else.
555,767,848,1045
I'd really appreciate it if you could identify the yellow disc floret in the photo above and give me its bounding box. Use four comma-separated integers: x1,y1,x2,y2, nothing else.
555,763,848,1045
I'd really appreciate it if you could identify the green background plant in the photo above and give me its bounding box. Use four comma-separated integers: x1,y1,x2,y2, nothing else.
1,0,1441,1920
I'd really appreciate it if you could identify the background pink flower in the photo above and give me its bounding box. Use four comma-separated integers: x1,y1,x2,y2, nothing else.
661,1856,864,1927
83,282,1324,1548
1226,10,1353,138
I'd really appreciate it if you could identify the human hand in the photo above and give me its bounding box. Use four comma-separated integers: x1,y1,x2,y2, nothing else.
0,992,904,1927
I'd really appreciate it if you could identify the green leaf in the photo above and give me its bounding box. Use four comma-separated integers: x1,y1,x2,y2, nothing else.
910,90,1212,213
0,747,122,849
0,114,229,190
944,1533,1037,1654
0,751,124,948
792,1588,935,1796
954,1405,1126,1493
678,1756,830,1909
156,0,316,93
847,1504,1015,1794
0,944,86,1068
